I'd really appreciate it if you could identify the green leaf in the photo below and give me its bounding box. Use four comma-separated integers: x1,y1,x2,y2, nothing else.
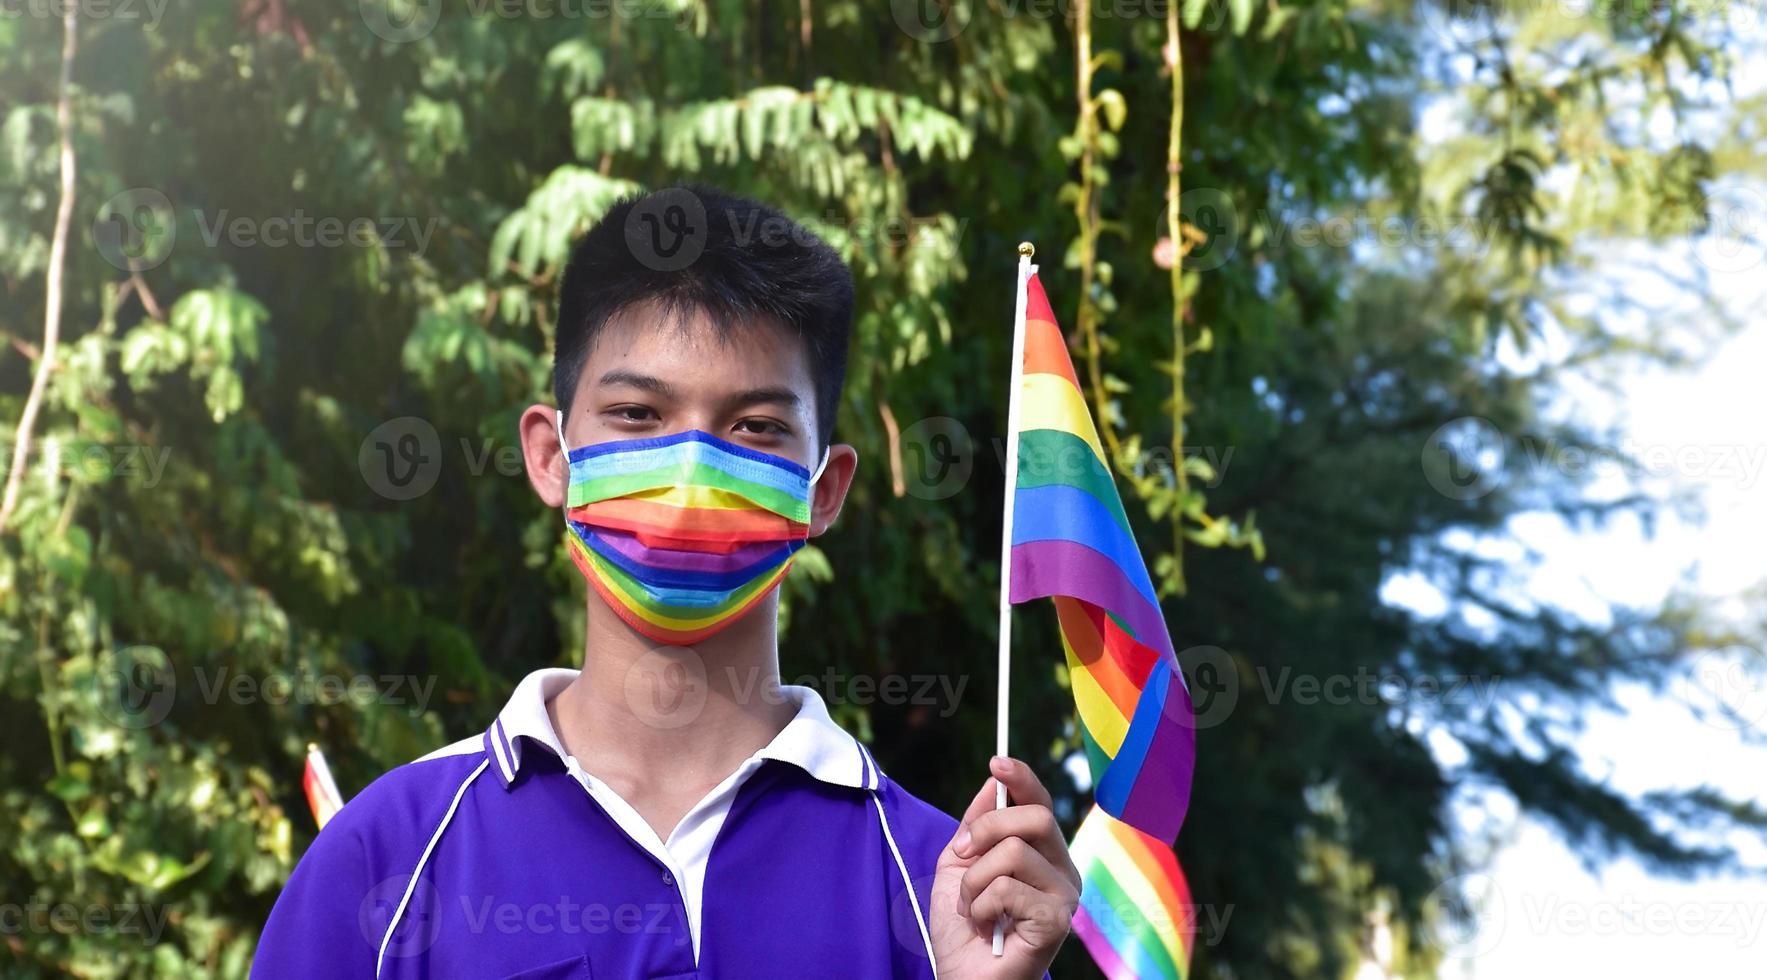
1096,89,1128,132
1230,0,1255,35
47,766,93,803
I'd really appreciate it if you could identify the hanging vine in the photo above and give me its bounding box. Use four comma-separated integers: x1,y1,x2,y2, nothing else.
1065,3,1263,600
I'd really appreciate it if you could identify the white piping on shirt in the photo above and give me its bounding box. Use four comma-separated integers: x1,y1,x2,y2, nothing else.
862,745,938,976
376,758,490,979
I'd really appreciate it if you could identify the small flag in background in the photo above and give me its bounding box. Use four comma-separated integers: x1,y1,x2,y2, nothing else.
1008,271,1196,844
1070,804,1195,980
302,743,345,831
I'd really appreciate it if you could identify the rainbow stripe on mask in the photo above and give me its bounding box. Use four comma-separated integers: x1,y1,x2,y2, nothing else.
563,429,814,645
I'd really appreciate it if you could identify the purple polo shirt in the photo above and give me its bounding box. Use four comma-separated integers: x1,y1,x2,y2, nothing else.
253,672,956,979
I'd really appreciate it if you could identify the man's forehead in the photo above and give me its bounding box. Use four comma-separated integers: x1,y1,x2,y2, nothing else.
583,303,814,400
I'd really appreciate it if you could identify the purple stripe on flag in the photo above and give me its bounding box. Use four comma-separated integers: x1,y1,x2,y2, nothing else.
1116,680,1196,845
1009,539,1175,658
1072,906,1130,979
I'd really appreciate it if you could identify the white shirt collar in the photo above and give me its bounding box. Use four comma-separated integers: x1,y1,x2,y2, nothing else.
480,668,882,791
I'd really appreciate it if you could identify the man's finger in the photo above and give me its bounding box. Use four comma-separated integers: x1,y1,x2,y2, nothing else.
941,776,999,867
967,876,1077,949
957,836,1071,914
990,756,1055,810
955,804,1078,889
954,776,997,829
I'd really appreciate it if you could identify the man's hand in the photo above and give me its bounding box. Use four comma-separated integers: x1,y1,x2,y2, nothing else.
928,756,1079,979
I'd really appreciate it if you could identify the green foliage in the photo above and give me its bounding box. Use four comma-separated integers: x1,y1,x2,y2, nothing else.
0,1,1761,978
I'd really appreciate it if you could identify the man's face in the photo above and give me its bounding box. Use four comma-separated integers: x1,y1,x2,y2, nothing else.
519,299,856,541
561,300,821,472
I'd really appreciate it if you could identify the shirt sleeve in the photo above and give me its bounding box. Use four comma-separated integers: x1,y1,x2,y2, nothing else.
252,813,380,979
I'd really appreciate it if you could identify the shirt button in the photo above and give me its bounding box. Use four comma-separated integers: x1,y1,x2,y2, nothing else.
661,870,674,887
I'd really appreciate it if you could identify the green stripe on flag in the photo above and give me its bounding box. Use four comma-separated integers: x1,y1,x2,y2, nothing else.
1016,428,1132,534
1085,860,1184,980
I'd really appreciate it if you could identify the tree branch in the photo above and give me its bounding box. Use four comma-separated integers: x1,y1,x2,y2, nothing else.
0,6,78,536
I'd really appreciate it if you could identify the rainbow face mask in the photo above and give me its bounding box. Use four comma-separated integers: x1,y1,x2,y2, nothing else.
558,422,828,646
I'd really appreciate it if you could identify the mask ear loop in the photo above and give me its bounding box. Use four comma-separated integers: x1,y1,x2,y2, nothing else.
810,446,831,486
555,411,573,515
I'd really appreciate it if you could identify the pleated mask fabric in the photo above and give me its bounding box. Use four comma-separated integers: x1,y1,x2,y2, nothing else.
558,421,826,646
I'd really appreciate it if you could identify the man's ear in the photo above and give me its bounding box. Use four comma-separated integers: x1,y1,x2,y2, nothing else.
520,404,569,509
808,444,858,537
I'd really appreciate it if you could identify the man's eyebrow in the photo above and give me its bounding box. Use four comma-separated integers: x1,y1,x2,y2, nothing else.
598,369,676,398
725,386,803,411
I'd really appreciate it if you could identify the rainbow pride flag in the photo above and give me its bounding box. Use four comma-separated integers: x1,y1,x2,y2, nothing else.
1008,272,1195,844
1070,804,1195,980
303,743,345,831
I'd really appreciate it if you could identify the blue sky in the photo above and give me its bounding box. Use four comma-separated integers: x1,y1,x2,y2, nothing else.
1383,235,1767,975
1354,37,1767,976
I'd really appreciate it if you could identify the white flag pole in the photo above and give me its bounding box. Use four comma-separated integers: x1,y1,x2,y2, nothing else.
992,242,1036,956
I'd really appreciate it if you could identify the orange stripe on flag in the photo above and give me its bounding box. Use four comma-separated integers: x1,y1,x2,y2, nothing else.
1056,597,1141,719
1024,316,1082,391
1106,817,1191,925
1101,816,1197,966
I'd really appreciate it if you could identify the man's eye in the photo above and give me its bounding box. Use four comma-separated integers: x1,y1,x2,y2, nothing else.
607,405,658,423
734,418,787,437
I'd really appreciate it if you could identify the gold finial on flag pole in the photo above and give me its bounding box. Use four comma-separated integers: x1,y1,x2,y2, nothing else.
1018,241,1035,258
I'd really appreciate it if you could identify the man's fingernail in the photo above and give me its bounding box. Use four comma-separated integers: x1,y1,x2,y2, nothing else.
955,828,971,855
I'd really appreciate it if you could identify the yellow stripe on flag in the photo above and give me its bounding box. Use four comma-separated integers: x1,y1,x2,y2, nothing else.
1081,816,1190,971
1065,636,1131,755
1019,373,1106,467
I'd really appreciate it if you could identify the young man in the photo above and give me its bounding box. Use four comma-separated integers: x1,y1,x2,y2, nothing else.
254,187,1078,979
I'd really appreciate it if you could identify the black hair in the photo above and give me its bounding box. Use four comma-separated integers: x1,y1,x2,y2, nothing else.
553,185,855,450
